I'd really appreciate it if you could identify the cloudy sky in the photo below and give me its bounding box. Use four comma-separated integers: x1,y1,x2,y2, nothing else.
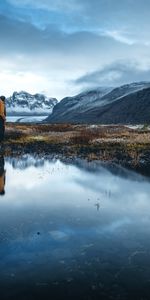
0,0,150,99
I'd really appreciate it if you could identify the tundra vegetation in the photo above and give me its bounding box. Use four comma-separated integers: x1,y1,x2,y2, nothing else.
2,123,150,175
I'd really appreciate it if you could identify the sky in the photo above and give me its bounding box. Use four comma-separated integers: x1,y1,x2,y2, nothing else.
0,0,150,99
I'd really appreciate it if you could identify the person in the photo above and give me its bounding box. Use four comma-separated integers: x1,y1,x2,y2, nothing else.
0,156,5,195
0,96,6,142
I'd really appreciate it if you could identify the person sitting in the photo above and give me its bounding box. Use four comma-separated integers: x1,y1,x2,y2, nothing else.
0,96,6,142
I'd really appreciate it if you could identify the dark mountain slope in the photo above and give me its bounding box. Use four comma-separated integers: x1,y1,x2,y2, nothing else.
47,82,150,124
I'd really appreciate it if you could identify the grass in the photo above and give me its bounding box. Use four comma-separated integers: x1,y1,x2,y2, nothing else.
2,123,150,169
4,123,150,146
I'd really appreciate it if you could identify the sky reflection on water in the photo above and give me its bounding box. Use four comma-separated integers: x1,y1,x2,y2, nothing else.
0,156,150,300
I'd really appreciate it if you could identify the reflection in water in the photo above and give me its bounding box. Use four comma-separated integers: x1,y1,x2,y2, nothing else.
95,202,100,211
0,155,5,195
0,155,150,300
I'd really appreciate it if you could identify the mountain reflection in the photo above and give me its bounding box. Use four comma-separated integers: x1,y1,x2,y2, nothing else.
0,155,150,300
6,155,47,170
5,154,148,181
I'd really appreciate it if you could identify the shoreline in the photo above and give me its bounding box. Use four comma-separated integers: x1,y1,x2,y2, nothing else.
1,123,150,175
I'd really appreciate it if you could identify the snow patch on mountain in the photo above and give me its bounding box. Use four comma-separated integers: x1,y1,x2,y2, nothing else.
6,91,58,116
47,81,150,123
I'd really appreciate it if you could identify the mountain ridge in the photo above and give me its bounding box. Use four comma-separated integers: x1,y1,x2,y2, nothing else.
6,91,58,116
47,82,150,124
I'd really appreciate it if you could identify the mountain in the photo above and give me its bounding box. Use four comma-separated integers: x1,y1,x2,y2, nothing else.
7,91,58,116
47,82,150,124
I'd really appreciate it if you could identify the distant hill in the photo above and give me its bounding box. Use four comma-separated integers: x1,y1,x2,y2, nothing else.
7,91,58,116
47,82,150,124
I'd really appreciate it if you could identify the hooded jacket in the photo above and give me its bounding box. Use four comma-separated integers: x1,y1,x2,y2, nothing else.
0,99,6,120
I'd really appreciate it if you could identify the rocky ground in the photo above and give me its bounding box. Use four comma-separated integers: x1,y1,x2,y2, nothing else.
1,123,150,175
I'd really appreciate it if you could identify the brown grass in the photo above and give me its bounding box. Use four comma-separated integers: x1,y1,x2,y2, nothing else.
70,127,107,144
4,123,150,147
31,123,74,133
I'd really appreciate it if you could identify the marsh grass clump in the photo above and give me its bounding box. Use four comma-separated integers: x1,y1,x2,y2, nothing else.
70,127,107,144
33,124,74,133
5,128,26,140
140,124,149,131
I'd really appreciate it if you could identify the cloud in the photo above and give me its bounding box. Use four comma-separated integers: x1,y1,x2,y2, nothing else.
6,0,84,14
5,0,150,44
0,0,150,98
0,15,117,56
0,14,133,71
103,30,137,46
75,61,150,88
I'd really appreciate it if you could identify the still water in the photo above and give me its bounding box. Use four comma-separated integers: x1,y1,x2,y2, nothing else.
0,155,150,300
6,115,46,123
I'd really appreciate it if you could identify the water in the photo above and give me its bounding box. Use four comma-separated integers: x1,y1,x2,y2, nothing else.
6,115,47,123
0,155,150,300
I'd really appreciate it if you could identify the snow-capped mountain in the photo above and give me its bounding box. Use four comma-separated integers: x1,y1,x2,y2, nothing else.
6,91,58,116
47,82,150,124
